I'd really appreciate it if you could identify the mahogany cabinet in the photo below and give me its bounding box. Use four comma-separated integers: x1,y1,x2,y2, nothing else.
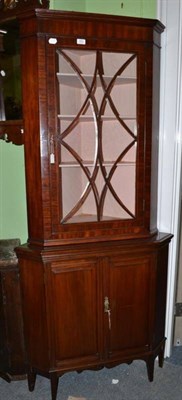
0,5,172,400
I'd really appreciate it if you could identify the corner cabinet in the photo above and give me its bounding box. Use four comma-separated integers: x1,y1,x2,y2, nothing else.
14,8,172,400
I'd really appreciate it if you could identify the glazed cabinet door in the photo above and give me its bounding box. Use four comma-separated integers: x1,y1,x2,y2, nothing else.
46,37,147,242
46,257,102,369
105,254,154,359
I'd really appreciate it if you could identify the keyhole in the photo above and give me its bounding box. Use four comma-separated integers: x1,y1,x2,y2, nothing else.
121,2,124,8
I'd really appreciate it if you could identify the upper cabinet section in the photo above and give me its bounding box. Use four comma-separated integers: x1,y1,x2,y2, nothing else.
13,9,164,245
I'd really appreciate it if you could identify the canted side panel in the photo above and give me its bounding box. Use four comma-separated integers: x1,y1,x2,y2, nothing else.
150,44,161,233
19,257,49,370
20,34,52,243
152,244,169,348
20,36,43,240
47,258,102,368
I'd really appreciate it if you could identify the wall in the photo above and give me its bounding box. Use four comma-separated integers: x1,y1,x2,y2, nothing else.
0,0,156,244
157,0,182,354
0,141,27,242
50,1,86,12
85,0,156,18
51,0,156,17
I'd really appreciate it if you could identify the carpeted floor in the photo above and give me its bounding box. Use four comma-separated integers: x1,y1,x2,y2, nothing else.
0,347,182,400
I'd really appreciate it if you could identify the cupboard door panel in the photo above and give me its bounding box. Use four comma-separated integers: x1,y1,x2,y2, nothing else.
48,258,101,366
107,255,153,356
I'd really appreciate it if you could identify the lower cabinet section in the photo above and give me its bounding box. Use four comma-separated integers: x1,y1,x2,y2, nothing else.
17,233,172,400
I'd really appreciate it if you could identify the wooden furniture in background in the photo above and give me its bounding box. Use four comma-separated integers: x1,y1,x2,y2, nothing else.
0,0,50,144
0,239,26,381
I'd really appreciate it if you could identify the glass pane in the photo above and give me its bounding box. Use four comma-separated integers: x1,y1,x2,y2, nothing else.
57,49,137,223
0,20,22,121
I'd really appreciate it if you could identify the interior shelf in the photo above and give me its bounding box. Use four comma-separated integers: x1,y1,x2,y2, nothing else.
59,161,135,167
62,213,120,224
58,115,137,121
57,73,136,87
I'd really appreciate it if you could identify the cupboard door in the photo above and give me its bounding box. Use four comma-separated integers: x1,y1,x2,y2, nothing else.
106,254,153,358
47,258,102,368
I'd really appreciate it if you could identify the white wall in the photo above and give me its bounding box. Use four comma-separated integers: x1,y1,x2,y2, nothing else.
157,0,182,355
